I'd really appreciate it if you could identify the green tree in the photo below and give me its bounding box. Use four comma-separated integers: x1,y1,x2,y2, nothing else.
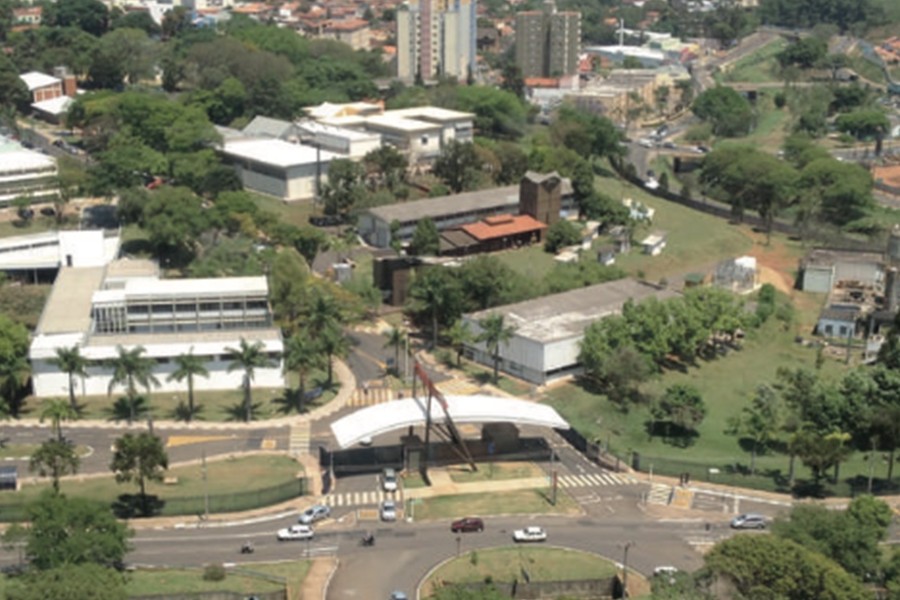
363,145,408,191
652,384,707,439
44,0,109,36
383,327,406,374
544,219,582,253
111,10,160,35
106,345,159,425
476,313,517,384
167,350,209,423
452,85,528,139
409,217,440,256
5,563,127,600
322,159,366,217
778,37,827,68
21,490,131,570
49,346,90,410
835,108,890,140
30,438,80,493
268,248,311,335
726,384,780,474
433,140,482,193
284,334,324,411
319,322,350,387
408,267,464,348
225,338,275,423
95,28,158,85
139,186,208,264
799,157,872,227
39,398,78,442
110,432,168,516
499,61,525,99
692,86,753,137
0,54,29,112
579,317,652,403
0,351,31,419
445,319,473,367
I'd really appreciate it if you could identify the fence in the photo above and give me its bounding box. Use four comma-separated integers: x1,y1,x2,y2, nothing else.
130,590,286,600
0,478,307,523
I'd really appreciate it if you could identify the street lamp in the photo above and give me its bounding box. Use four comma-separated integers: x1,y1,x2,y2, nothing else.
621,541,635,599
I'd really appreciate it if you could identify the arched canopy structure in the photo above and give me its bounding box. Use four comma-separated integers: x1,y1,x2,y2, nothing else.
330,394,570,449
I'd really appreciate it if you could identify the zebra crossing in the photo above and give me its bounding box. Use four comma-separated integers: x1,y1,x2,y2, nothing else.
556,472,638,488
288,420,311,456
646,483,674,506
320,490,398,508
347,387,408,407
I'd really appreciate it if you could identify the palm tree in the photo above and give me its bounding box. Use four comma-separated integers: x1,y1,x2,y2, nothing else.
383,327,405,374
306,291,342,340
48,345,89,410
285,335,324,412
167,349,209,423
476,314,517,385
40,398,78,441
445,320,473,367
225,338,275,423
107,345,160,425
408,270,459,349
320,323,351,387
0,354,31,418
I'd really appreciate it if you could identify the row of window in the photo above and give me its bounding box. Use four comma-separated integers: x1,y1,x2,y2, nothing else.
94,318,272,335
55,352,282,368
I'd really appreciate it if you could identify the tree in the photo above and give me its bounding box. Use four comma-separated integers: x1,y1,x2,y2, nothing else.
94,28,158,85
269,248,311,335
704,534,869,600
139,186,208,264
408,267,464,348
499,61,525,99
225,338,275,422
476,313,517,384
452,85,528,139
110,432,168,516
579,316,653,403
49,345,89,410
111,9,160,35
39,398,78,442
778,37,827,68
30,438,80,493
799,158,872,227
652,384,707,439
544,219,582,253
44,0,109,36
284,334,324,411
692,86,753,137
319,322,350,387
5,563,127,600
321,159,366,217
726,384,780,474
106,345,159,425
433,140,482,193
409,217,440,256
835,109,890,140
383,327,406,374
363,145,407,192
167,350,209,423
20,490,131,570
445,320,473,367
0,54,29,112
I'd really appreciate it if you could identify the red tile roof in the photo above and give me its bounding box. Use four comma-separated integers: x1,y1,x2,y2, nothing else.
461,214,547,241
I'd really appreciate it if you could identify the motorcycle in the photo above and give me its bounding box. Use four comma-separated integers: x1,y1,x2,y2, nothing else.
360,533,375,547
240,542,255,554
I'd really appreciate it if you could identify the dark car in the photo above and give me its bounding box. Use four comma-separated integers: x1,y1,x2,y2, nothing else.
451,517,484,533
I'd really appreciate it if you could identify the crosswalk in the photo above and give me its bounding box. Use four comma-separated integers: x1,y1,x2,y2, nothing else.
347,387,409,407
556,472,638,488
320,490,398,508
288,420,310,456
647,483,674,506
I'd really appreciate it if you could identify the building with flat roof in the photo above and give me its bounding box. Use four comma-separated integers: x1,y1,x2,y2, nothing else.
462,278,677,383
0,229,120,281
30,260,284,399
295,120,382,159
219,138,337,201
0,136,58,206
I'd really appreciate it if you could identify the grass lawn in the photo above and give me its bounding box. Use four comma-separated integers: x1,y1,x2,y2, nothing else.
249,193,319,229
543,317,865,493
0,283,51,330
19,368,337,423
423,547,618,592
0,455,302,512
595,173,753,282
744,98,790,153
447,461,544,483
0,217,53,239
125,561,311,598
413,489,580,521
493,244,560,282
720,37,788,83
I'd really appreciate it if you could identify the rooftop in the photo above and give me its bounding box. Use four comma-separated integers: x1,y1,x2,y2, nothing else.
105,257,160,279
296,120,381,141
387,106,475,123
803,248,883,268
19,71,60,91
461,214,547,241
32,95,72,116
466,278,678,343
304,101,384,120
83,328,283,360
36,266,105,335
221,138,337,168
362,114,442,133
366,185,519,224
0,149,56,173
242,116,296,139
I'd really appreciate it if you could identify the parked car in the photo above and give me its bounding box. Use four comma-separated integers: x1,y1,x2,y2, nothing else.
653,566,679,576
382,468,398,492
381,499,397,522
390,592,408,600
513,526,547,543
662,141,676,149
730,513,766,529
299,504,331,525
638,138,655,148
451,517,484,533
277,525,314,541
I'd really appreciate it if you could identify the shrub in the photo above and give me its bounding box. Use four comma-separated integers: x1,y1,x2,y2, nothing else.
203,564,227,582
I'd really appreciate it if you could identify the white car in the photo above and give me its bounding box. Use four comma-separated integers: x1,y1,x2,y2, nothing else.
277,525,314,541
298,504,331,525
381,499,397,522
654,566,679,577
382,468,398,492
512,526,547,543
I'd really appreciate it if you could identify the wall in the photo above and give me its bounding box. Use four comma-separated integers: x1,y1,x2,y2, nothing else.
816,316,855,338
58,230,110,267
236,165,287,200
834,260,881,286
801,265,834,293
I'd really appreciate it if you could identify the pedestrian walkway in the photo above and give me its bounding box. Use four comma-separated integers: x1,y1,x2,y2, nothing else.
557,472,638,488
346,386,407,407
320,489,399,508
646,483,673,506
288,420,311,456
435,378,482,396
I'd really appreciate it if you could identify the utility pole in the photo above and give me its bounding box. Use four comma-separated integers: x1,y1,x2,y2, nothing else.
622,541,634,598
202,449,209,522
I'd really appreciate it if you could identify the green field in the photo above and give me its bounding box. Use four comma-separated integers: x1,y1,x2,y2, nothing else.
413,489,580,521
0,455,303,517
125,562,311,597
721,37,789,84
543,317,872,495
448,461,545,483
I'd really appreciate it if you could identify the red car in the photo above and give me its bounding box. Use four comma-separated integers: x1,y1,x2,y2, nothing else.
451,517,484,533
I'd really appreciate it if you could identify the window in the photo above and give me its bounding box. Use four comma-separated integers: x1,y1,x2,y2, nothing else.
824,324,833,335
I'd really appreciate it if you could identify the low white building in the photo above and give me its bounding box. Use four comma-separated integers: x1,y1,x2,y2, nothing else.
0,229,120,275
462,278,678,384
219,138,337,202
30,259,285,399
295,120,382,159
0,136,58,206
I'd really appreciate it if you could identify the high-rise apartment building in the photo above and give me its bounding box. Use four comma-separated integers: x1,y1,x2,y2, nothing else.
515,0,581,78
396,0,477,82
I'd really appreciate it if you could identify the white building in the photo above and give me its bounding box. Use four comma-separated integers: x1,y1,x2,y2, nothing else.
30,258,285,399
0,230,120,277
219,138,337,202
396,0,477,82
463,278,678,384
0,136,58,206
295,120,382,159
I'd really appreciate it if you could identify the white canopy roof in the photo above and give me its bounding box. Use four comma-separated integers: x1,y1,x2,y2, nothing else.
330,395,570,449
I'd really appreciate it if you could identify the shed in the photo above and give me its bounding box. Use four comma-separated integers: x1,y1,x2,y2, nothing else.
816,306,860,339
0,466,17,491
641,232,667,256
598,244,616,266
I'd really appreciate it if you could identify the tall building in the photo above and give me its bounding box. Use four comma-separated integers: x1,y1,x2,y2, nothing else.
396,0,477,82
515,0,581,78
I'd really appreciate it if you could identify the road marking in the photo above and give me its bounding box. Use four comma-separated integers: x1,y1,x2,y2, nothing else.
165,435,233,448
